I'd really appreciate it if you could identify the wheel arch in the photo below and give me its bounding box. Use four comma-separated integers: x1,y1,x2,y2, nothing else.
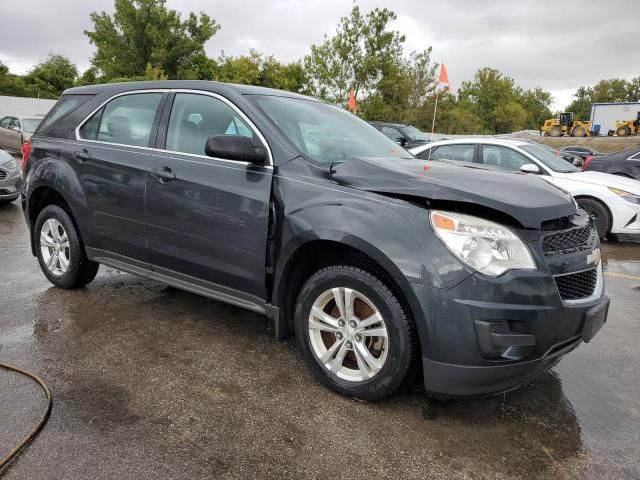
574,194,613,235
272,234,424,355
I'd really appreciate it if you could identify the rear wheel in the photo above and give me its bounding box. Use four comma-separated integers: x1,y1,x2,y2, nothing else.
576,198,610,239
572,126,587,137
295,265,416,401
549,125,563,137
616,126,630,137
35,205,99,288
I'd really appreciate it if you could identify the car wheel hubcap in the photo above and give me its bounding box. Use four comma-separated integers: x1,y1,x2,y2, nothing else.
308,287,389,382
40,219,70,276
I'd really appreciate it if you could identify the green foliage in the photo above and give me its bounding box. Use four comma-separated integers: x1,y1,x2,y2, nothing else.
566,78,640,120
85,0,218,80
0,54,77,99
303,5,405,106
214,50,307,93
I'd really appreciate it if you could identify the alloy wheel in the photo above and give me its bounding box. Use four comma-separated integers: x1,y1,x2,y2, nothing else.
308,287,389,382
40,218,70,276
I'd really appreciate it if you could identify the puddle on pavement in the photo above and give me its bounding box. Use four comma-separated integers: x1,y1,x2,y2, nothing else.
602,242,640,276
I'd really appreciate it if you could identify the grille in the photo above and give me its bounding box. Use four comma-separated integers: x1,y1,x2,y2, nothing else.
555,268,598,300
543,224,594,256
0,169,6,180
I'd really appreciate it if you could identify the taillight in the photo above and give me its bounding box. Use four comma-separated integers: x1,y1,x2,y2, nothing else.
21,139,32,173
582,156,593,170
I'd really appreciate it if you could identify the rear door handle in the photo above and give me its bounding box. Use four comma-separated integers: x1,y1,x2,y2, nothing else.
149,166,176,182
73,149,91,162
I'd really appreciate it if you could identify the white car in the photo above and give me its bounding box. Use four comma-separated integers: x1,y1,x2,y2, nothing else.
410,138,640,239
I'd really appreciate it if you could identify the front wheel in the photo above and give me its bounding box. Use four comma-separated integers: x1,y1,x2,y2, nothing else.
295,265,416,401
35,205,99,288
576,198,611,239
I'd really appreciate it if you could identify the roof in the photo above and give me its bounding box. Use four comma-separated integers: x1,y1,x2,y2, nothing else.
63,80,316,101
408,137,534,154
368,121,409,127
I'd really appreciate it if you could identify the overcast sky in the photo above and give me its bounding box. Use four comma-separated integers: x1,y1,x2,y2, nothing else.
2,0,639,110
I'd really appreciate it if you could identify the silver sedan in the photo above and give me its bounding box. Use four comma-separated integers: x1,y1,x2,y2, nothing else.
0,149,21,204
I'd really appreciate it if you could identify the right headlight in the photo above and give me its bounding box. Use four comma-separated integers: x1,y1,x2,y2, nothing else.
430,210,536,277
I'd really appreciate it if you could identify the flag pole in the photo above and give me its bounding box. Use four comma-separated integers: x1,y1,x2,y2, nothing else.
430,88,439,142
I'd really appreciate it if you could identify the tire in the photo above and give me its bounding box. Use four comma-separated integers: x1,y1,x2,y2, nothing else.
572,126,587,137
576,198,611,239
34,204,99,288
294,265,416,401
616,126,630,137
549,125,563,137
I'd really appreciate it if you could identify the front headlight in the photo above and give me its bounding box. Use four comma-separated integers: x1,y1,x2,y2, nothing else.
430,210,536,277
1,158,16,170
609,187,640,205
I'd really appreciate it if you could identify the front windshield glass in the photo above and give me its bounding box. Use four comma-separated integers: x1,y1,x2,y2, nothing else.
21,118,41,133
520,144,579,173
250,95,411,164
399,125,429,141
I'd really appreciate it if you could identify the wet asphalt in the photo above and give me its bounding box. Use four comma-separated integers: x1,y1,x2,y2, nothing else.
0,201,639,480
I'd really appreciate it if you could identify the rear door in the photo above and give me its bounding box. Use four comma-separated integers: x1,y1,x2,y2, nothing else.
146,91,273,300
70,90,166,264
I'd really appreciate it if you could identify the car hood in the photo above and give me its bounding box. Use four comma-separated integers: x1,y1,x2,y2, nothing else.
566,171,640,193
331,158,577,229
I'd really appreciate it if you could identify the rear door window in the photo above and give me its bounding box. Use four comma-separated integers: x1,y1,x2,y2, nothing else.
430,144,475,162
79,93,163,147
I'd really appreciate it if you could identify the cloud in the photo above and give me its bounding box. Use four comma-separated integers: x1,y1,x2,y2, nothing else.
1,0,637,110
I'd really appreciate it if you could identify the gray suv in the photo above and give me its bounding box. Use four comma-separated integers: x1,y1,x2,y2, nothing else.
20,81,609,400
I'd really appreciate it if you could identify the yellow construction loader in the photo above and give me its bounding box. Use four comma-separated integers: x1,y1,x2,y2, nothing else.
541,112,591,137
615,111,640,136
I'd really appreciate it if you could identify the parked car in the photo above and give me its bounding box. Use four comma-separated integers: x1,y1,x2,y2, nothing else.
583,147,640,180
21,81,608,400
368,121,430,149
411,138,640,240
0,149,21,204
0,115,42,153
534,141,583,167
560,146,602,160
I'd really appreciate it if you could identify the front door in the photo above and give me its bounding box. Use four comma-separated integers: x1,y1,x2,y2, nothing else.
146,92,273,300
69,91,165,263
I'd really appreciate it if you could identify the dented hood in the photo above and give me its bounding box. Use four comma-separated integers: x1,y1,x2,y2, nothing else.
331,158,577,229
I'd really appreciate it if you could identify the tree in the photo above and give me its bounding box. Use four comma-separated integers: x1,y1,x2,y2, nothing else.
303,5,405,107
23,54,78,97
85,0,218,80
566,86,593,120
517,87,553,130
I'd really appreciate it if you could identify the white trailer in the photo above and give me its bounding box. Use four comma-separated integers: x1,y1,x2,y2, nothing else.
590,102,640,136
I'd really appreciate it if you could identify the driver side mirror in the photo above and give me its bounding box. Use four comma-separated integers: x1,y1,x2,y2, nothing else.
205,135,267,164
9,125,20,132
520,163,541,174
395,137,407,147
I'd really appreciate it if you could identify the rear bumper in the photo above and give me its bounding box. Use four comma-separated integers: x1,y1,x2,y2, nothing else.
411,263,609,397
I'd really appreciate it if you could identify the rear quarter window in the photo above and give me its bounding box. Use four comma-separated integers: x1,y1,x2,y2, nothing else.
37,94,95,134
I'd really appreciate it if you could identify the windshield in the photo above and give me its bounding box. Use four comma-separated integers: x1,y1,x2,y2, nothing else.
399,125,429,141
520,144,580,173
21,118,41,133
250,95,411,164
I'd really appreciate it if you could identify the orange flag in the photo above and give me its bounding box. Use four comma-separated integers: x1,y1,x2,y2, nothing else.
348,89,357,113
439,63,452,92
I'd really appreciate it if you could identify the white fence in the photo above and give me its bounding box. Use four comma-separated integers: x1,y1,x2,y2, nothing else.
0,95,57,118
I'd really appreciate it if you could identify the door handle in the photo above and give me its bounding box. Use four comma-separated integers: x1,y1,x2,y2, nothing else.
149,166,176,182
73,149,91,162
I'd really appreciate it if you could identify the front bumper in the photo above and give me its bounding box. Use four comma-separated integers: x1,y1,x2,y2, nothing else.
412,262,609,397
609,195,640,235
0,165,21,200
